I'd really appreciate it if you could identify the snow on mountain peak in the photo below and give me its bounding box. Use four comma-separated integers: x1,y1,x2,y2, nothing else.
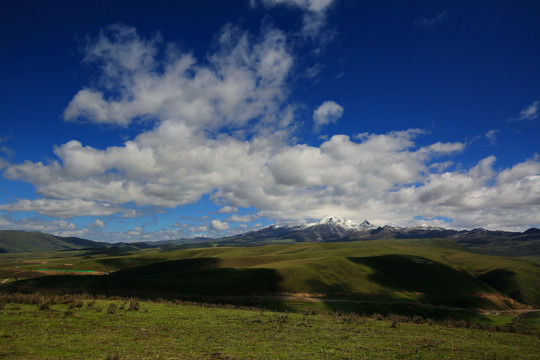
314,215,361,230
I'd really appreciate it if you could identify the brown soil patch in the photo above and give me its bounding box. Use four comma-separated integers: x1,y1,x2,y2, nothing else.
474,293,532,311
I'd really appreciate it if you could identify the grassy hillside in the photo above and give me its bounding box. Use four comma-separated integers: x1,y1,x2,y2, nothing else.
9,239,540,309
0,293,538,360
0,230,103,253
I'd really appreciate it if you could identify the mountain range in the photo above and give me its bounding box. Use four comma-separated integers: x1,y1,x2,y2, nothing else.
1,215,539,256
214,215,540,256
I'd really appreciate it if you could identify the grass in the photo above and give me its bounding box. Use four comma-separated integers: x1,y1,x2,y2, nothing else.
2,238,539,359
0,293,538,359
7,239,539,309
0,230,98,253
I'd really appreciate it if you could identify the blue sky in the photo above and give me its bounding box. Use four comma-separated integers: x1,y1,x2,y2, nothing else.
1,0,539,242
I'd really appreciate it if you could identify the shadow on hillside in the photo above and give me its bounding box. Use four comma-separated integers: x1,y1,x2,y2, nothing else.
111,257,219,276
271,254,494,321
347,255,489,293
477,269,523,302
12,258,284,297
346,255,502,310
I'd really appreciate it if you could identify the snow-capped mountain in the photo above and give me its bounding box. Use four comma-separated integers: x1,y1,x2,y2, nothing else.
217,216,540,256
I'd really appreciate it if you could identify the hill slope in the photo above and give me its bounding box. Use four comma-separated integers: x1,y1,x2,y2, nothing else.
14,239,540,308
0,230,106,253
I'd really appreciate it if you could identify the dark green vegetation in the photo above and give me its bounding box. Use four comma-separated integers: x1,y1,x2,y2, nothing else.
454,230,540,257
0,293,538,359
217,225,540,257
3,226,540,258
1,235,540,358
0,230,153,254
2,238,539,312
0,230,105,253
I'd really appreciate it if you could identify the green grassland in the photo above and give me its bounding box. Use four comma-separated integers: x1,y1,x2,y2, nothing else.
0,230,102,253
2,238,540,359
3,239,539,314
0,294,538,360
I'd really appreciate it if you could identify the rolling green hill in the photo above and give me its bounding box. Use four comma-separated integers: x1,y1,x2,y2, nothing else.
0,230,106,253
10,239,540,309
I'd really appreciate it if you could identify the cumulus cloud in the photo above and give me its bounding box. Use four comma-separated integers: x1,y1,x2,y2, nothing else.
5,122,274,208
64,24,293,134
508,100,539,122
189,225,208,233
313,101,343,130
2,23,540,233
225,214,260,223
0,199,126,218
88,219,106,229
4,25,293,211
385,155,540,230
9,105,540,231
0,215,78,236
210,219,230,231
217,206,238,214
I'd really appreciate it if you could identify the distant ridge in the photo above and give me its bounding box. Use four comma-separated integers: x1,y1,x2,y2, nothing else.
2,217,539,256
215,216,540,257
0,230,107,253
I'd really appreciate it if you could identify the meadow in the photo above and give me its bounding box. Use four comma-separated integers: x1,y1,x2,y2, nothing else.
1,238,539,358
0,293,539,360
3,239,539,310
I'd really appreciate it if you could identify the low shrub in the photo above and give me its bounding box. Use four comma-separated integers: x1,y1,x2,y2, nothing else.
107,303,118,314
129,298,140,311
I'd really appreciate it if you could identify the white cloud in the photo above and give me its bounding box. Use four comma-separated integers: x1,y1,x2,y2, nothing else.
225,214,259,223
0,137,14,171
0,216,78,236
217,206,238,214
9,113,539,231
4,121,275,208
496,157,540,185
88,219,106,229
3,23,540,233
254,0,333,13
420,141,465,155
64,24,293,134
509,100,540,121
0,199,126,218
253,0,335,38
485,129,498,145
210,219,230,231
304,62,324,79
313,101,343,130
189,225,208,233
